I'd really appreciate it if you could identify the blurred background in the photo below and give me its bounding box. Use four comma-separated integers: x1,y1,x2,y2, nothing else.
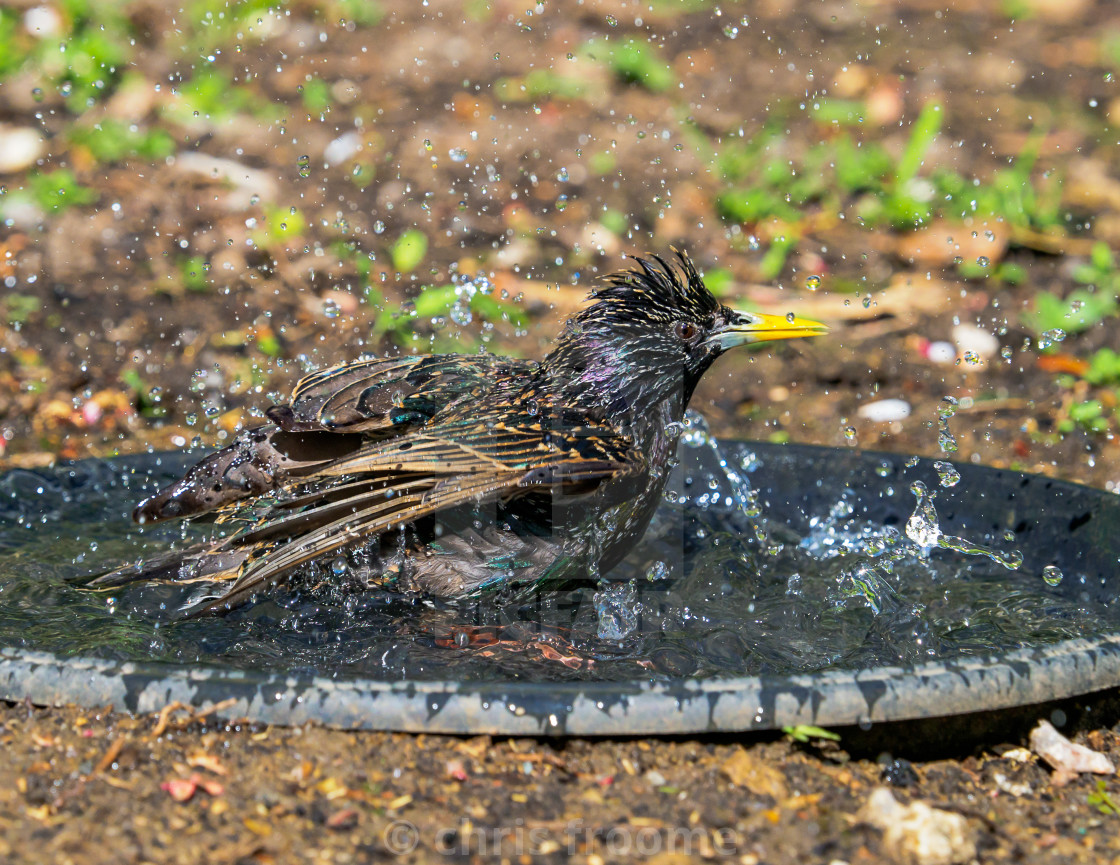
1,0,1120,492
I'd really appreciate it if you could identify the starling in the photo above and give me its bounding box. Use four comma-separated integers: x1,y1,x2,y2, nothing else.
97,252,825,614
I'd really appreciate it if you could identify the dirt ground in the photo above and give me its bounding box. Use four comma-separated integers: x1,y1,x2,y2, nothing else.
3,0,1120,862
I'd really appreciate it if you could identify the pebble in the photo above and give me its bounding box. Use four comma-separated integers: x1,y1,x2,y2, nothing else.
924,340,957,365
1029,719,1114,784
857,398,912,423
859,787,976,865
324,131,363,166
0,126,44,174
952,323,1000,360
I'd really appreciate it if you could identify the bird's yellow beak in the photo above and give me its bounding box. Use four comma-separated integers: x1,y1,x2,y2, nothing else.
709,310,829,351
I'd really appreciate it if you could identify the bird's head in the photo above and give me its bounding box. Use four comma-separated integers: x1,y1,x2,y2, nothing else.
545,251,827,416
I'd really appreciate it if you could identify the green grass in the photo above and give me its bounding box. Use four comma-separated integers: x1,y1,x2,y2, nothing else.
716,101,1063,232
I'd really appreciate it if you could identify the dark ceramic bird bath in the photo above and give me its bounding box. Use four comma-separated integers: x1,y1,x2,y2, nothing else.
1,440,1118,735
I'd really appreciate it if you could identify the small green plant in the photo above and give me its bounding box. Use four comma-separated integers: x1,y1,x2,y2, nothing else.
2,294,41,327
300,76,332,112
709,100,1069,279
178,255,211,293
368,281,526,349
702,267,735,298
1085,348,1120,386
810,98,867,127
390,229,428,273
121,369,165,418
0,8,33,79
586,37,675,92
1088,779,1119,817
0,1,135,110
759,233,799,280
495,68,590,103
334,0,384,27
1026,244,1120,339
68,119,175,163
783,725,841,744
1058,399,1110,435
252,207,306,252
28,169,97,212
162,69,254,125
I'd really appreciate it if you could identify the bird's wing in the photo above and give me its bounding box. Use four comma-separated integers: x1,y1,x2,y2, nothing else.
133,353,536,523
187,412,640,613
267,353,536,433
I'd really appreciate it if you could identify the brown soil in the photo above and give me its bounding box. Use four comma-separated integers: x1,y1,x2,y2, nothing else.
2,0,1120,862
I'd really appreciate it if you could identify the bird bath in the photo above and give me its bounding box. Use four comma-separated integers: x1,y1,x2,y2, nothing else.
1,440,1119,735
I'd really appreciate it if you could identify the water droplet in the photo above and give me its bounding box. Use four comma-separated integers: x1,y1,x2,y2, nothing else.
448,147,468,162
936,396,959,454
976,255,990,268
646,561,670,582
594,581,637,640
449,301,472,326
297,154,310,178
1041,565,1063,586
905,480,942,548
933,461,960,488
805,274,822,291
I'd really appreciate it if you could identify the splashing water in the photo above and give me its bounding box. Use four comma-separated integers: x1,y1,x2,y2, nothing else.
933,461,961,488
905,480,1023,569
936,396,959,454
679,410,782,555
594,581,638,640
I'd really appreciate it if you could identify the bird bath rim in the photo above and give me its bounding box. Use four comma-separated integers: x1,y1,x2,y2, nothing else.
3,632,1120,735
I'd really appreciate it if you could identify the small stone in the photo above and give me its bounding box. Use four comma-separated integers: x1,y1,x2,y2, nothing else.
857,398,912,423
951,323,1000,360
859,787,976,865
1029,719,1115,785
0,126,44,174
720,748,788,799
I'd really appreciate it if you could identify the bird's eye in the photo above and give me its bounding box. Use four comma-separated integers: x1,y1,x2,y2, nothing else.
673,321,699,341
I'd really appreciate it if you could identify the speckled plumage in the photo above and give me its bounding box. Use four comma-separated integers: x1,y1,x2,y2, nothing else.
94,251,825,614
